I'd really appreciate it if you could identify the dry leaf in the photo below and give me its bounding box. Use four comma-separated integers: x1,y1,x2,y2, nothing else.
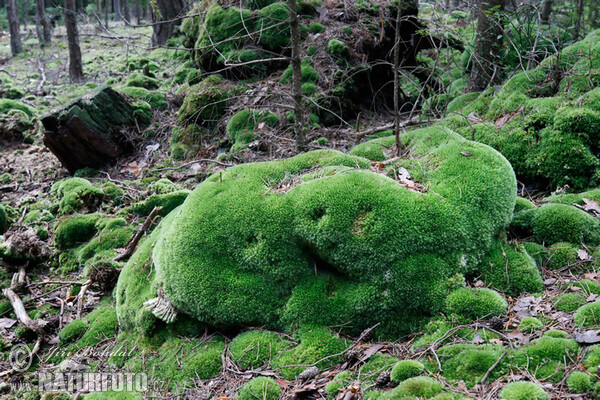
582,198,600,215
578,249,591,261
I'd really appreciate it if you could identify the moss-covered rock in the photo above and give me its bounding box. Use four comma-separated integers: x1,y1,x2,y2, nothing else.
226,109,279,152
125,72,160,90
178,75,229,127
117,126,518,336
130,190,190,217
566,371,593,393
445,288,508,321
519,317,543,333
119,87,167,110
575,301,600,327
52,178,104,215
499,381,547,400
238,377,281,400
0,99,36,118
257,3,291,50
54,213,103,250
390,360,425,383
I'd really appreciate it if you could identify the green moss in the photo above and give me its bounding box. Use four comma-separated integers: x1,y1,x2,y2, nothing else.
58,318,89,344
275,326,348,379
543,329,569,338
0,99,35,118
327,39,348,58
479,241,543,296
54,213,102,250
130,190,190,217
309,22,325,34
324,371,354,400
302,82,317,96
0,204,7,234
239,377,281,400
78,306,118,348
230,330,292,370
553,292,586,312
52,178,104,215
393,376,443,398
84,391,142,400
77,220,134,262
523,242,544,265
226,110,280,152
390,360,425,383
573,279,600,295
513,336,579,381
117,126,517,336
519,317,543,333
445,288,508,321
125,72,160,90
566,371,593,393
514,197,536,213
546,242,578,269
119,87,167,110
257,3,291,50
531,204,600,245
101,182,125,205
499,381,547,400
575,301,600,327
360,354,399,386
178,75,229,127
280,60,319,84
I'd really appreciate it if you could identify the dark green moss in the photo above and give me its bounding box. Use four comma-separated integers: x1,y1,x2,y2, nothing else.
238,377,281,400
230,330,292,370
54,213,102,250
390,360,425,383
445,288,508,321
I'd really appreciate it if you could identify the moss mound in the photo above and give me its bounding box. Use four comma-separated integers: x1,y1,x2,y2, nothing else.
566,371,593,393
51,178,105,215
445,288,508,321
117,127,519,336
178,75,229,127
390,360,425,383
553,292,586,312
238,377,281,400
519,317,543,333
575,301,600,327
230,330,292,370
54,213,103,250
499,381,548,400
226,109,280,152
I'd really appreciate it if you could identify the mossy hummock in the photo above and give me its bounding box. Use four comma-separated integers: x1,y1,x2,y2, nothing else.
117,127,520,336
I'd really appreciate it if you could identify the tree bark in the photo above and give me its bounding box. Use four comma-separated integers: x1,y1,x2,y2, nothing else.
105,0,109,27
152,0,186,45
36,0,52,45
539,0,553,25
65,0,84,82
135,0,140,24
573,0,584,40
287,0,305,152
6,0,22,56
113,0,121,20
467,0,504,92
393,0,402,155
123,0,130,22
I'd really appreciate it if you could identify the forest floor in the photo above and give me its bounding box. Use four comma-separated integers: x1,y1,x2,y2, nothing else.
0,21,599,400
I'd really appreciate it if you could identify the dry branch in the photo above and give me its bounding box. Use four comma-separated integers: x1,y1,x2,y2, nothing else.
114,206,163,262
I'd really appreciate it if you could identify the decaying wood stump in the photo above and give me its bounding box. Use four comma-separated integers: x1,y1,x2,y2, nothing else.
41,86,144,174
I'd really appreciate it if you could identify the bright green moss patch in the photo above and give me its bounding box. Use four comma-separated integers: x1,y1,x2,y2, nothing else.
445,288,508,321
499,381,548,400
178,75,229,127
309,22,325,34
519,317,543,333
390,360,425,383
238,377,281,400
119,87,167,110
230,330,292,370
84,391,142,399
530,204,600,245
553,292,586,312
327,39,348,58
393,376,443,398
52,177,105,215
257,3,291,50
0,99,35,118
566,371,593,393
513,336,579,381
543,329,569,338
226,109,279,152
125,72,160,90
54,213,102,250
324,371,355,400
130,190,190,217
280,60,319,84
58,318,89,344
117,126,518,337
575,301,600,327
546,242,578,269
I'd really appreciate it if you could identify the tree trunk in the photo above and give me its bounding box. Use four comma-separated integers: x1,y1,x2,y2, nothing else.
393,0,402,155
104,0,109,27
6,0,22,56
467,0,504,92
287,0,305,152
123,0,130,22
573,0,584,40
135,0,140,24
65,0,84,82
113,0,121,20
539,0,553,25
152,0,186,45
36,0,52,45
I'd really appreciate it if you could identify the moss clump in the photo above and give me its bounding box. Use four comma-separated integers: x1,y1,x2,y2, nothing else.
78,306,118,348
0,99,35,118
125,72,160,90
324,371,354,400
309,22,325,34
226,110,279,152
130,190,190,217
117,127,517,336
514,197,536,213
393,376,443,398
257,3,291,50
575,301,600,327
543,329,569,338
101,182,125,205
566,371,593,393
54,213,102,250
479,241,543,296
52,178,105,215
84,391,142,399
178,75,229,127
119,87,167,110
360,354,399,386
280,61,319,84
58,318,89,344
238,377,281,400
532,204,600,245
546,242,578,269
390,360,425,383
574,279,600,295
499,381,548,400
77,219,134,262
327,39,348,58
519,317,543,333
553,292,586,312
0,204,7,234
445,288,508,321
513,336,579,381
230,330,292,370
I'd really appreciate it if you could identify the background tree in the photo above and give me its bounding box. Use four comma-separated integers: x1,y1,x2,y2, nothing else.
151,0,186,45
287,0,305,152
467,0,504,92
539,0,553,24
6,0,22,56
65,0,84,81
114,0,121,20
36,0,51,45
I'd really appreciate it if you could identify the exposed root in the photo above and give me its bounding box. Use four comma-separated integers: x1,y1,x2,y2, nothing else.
143,289,178,323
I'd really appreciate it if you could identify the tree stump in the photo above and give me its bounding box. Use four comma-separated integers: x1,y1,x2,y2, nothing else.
41,86,143,174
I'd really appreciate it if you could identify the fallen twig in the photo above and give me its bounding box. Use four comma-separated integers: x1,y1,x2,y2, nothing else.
114,206,162,262
2,288,48,333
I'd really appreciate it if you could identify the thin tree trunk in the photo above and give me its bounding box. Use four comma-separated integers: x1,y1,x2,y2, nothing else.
467,0,504,92
114,0,121,20
288,0,305,152
539,0,552,24
142,4,146,20
65,0,84,82
105,0,109,27
36,0,52,45
152,0,185,45
393,0,402,156
123,0,130,22
135,0,140,24
573,0,584,40
6,0,22,56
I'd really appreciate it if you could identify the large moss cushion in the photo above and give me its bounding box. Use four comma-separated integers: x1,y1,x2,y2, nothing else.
117,126,518,336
